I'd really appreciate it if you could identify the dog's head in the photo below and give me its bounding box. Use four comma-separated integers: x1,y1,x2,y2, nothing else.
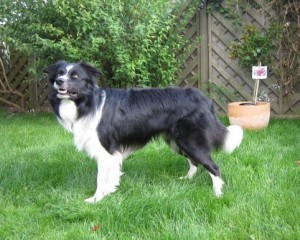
43,61,102,100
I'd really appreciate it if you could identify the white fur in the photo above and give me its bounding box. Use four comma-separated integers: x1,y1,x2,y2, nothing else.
66,65,75,73
180,159,197,179
84,149,123,203
223,125,243,154
208,172,224,197
58,91,124,203
120,146,139,159
54,65,75,91
54,65,76,99
58,100,77,132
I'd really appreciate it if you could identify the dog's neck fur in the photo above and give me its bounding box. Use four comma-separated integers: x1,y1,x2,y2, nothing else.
57,99,77,132
57,91,107,153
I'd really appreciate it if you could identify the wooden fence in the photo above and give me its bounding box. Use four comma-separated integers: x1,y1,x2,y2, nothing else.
0,0,299,116
0,46,51,112
179,0,300,115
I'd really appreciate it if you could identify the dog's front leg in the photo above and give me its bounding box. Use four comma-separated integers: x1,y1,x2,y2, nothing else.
85,152,123,203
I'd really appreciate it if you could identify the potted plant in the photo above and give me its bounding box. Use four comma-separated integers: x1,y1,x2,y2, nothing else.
228,24,280,130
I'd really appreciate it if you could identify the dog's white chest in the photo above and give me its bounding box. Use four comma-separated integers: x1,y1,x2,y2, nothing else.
57,93,107,159
58,100,77,132
59,100,77,122
72,115,105,158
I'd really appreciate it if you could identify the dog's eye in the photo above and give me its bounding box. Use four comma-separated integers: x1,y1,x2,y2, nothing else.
71,73,79,79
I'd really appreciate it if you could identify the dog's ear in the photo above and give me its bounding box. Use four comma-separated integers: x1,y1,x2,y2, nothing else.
43,60,66,74
78,62,102,79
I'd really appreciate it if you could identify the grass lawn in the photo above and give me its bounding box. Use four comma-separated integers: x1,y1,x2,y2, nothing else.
0,110,299,239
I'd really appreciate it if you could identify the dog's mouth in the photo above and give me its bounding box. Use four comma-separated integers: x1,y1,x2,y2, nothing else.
57,88,78,98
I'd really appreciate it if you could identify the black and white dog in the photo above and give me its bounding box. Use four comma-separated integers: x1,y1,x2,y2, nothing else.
43,61,243,203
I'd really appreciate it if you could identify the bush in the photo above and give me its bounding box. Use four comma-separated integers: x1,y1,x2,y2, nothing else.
1,0,194,87
230,24,281,68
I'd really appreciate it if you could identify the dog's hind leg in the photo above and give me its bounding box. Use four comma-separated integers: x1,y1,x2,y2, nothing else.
184,147,224,197
208,172,224,197
193,152,224,197
179,158,198,180
170,116,225,197
173,136,224,197
164,137,198,180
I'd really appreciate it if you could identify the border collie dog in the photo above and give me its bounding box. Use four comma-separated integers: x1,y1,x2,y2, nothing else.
44,61,243,203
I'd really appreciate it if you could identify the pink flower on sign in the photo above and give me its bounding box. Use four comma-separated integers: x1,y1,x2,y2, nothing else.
252,66,267,79
255,68,266,76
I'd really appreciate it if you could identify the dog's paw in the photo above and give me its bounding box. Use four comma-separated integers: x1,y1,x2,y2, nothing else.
214,189,223,198
179,176,189,180
213,178,224,198
84,195,104,204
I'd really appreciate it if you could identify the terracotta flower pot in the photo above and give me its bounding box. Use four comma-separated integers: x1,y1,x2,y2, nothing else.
227,101,270,130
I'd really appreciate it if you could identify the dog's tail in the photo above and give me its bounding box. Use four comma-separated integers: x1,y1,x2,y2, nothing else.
222,125,243,154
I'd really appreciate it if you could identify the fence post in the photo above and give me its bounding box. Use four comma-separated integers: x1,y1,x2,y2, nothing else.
199,7,209,90
29,81,37,111
28,59,38,111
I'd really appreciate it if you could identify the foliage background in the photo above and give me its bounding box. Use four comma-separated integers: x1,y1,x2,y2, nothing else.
0,0,196,87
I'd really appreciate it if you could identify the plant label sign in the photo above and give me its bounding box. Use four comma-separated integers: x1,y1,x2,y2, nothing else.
252,66,267,79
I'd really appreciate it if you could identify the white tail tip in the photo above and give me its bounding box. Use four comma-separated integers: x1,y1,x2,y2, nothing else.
223,125,243,154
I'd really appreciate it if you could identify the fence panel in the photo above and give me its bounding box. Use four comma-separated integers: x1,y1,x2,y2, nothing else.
179,0,299,116
0,49,51,112
0,47,30,111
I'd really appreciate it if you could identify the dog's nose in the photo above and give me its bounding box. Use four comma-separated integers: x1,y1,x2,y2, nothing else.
55,78,65,86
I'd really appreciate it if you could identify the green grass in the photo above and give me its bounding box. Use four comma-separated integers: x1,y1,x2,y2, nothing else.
0,110,299,239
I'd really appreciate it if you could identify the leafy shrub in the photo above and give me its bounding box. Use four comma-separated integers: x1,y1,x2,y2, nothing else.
230,24,281,68
1,0,194,87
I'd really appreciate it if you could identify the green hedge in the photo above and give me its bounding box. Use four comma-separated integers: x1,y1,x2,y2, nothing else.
1,0,195,87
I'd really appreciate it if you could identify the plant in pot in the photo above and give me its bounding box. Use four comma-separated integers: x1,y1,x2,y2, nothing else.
228,23,280,130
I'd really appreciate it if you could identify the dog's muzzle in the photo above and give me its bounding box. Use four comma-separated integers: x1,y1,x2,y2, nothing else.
54,78,78,99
